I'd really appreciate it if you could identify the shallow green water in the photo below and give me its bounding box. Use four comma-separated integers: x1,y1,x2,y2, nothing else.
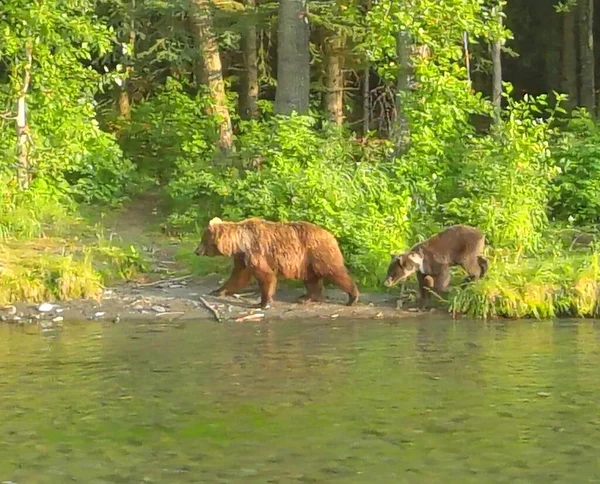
1,318,600,483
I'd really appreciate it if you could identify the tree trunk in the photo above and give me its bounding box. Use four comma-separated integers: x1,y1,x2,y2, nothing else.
491,9,503,122
394,30,411,155
543,4,561,95
274,0,310,115
117,83,131,119
323,32,345,125
16,44,33,190
240,0,259,119
579,0,596,114
362,63,370,135
361,0,371,135
561,10,578,109
189,0,234,152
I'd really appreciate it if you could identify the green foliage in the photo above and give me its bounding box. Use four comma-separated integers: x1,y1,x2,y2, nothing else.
441,90,559,253
94,244,149,282
168,115,411,286
549,111,600,225
0,178,76,240
0,0,134,204
0,246,103,305
450,249,600,319
119,78,220,183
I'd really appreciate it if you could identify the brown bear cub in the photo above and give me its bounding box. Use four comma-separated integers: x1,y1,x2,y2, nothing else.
384,224,488,308
195,217,360,309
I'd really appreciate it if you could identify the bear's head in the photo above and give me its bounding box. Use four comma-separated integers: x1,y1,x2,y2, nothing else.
194,217,224,257
383,252,423,287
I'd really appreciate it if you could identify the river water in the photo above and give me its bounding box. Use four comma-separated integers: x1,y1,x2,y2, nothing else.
0,318,599,483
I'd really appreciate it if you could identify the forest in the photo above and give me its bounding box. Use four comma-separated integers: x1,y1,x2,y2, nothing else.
1,0,600,319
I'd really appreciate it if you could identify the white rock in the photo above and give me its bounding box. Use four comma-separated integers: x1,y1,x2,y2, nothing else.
52,316,64,323
151,305,167,313
94,312,105,318
38,303,54,312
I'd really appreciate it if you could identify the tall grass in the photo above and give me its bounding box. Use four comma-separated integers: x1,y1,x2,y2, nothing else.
450,250,600,319
0,179,77,240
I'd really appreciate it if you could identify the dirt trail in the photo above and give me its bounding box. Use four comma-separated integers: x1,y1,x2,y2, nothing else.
1,195,433,325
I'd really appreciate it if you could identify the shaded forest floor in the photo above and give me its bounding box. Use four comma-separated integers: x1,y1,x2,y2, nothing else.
1,193,431,325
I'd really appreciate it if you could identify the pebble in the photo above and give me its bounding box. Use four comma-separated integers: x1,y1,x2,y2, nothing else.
151,305,167,313
93,312,106,318
52,316,64,323
38,303,54,312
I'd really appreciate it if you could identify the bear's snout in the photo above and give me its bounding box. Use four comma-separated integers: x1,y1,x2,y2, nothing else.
383,277,394,287
194,246,205,256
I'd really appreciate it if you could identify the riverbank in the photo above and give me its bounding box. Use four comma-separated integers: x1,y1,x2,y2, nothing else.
0,194,430,325
1,194,599,323
0,273,430,326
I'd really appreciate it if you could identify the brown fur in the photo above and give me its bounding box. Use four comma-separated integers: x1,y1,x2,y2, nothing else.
384,224,488,308
195,217,359,309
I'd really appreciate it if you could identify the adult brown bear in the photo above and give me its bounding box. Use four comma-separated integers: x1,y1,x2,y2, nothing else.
195,217,359,309
384,224,488,308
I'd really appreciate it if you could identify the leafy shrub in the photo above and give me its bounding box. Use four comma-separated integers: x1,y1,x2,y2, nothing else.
168,115,412,286
440,90,559,253
119,78,221,183
0,177,77,240
450,249,600,319
549,110,600,225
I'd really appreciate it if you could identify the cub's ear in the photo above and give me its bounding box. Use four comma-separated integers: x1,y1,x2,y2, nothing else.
390,253,399,261
407,252,423,265
208,217,223,227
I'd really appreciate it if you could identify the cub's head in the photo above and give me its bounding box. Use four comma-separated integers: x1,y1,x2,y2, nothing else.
194,217,224,257
383,252,423,287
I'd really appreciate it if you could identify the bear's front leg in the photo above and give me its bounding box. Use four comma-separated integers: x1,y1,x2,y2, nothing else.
210,255,251,296
253,267,277,309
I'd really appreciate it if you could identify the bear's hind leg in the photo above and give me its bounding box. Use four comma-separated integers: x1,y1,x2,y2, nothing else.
328,270,359,306
298,277,324,304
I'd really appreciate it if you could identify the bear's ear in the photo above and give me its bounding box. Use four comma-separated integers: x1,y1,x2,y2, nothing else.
208,217,223,227
390,253,399,261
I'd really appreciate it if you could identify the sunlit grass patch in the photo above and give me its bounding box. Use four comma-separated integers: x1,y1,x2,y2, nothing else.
0,246,103,305
175,239,232,277
450,250,600,320
0,235,152,304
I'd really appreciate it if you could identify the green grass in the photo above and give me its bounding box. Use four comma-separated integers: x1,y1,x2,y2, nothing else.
0,237,150,305
450,249,600,320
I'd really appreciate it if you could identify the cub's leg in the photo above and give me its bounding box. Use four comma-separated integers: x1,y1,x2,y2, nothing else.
417,272,434,309
433,265,451,294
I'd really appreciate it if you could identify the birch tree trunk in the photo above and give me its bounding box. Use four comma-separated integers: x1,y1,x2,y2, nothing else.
189,0,234,152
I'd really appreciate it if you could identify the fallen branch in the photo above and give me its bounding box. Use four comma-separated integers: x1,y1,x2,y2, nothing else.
136,274,192,288
198,296,223,323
